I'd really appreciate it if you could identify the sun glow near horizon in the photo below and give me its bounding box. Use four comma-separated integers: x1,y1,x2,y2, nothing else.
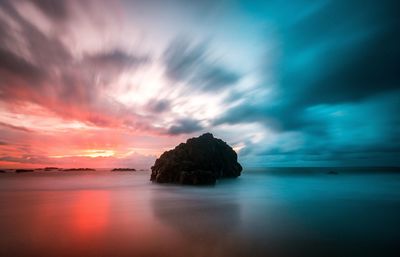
50,149,116,158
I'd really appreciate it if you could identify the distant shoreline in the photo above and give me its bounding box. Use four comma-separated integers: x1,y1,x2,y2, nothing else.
1,167,399,175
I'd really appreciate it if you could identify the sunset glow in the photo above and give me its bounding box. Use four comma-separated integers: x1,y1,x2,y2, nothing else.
51,150,116,158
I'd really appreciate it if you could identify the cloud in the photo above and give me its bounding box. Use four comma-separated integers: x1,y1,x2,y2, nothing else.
163,38,240,92
0,0,157,133
0,1,238,139
0,122,32,133
146,99,171,113
0,0,399,167
212,0,400,166
31,0,69,21
167,118,203,135
0,48,45,82
217,0,400,130
237,91,400,166
84,49,150,71
276,0,400,107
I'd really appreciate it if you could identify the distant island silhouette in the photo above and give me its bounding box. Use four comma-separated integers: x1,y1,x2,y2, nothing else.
44,167,59,171
61,168,96,171
112,168,136,171
15,169,34,173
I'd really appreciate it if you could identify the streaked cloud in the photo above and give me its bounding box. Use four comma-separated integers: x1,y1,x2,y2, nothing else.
0,0,399,168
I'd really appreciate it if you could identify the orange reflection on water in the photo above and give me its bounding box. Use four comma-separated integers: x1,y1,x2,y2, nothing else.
72,190,110,236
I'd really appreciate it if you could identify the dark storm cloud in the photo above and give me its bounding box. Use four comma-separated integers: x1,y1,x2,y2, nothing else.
82,50,150,87
163,38,240,91
167,118,203,135
239,92,400,166
0,0,70,81
0,48,45,82
216,0,400,166
3,1,71,62
31,0,69,21
146,99,171,113
218,0,400,131
276,0,400,107
84,50,150,70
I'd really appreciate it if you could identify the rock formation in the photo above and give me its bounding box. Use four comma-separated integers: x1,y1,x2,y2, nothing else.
15,169,34,173
151,133,242,185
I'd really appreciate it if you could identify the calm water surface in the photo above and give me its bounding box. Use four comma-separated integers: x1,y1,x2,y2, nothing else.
0,168,399,257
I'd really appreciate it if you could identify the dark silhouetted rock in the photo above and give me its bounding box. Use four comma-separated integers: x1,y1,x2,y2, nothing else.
112,168,136,171
62,168,96,171
151,133,242,185
44,167,59,171
179,170,216,185
15,169,34,173
0,170,6,173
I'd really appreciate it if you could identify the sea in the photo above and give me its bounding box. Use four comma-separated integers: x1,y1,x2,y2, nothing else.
0,168,399,257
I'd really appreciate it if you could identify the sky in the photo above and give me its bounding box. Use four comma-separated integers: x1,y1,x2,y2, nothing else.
0,0,399,168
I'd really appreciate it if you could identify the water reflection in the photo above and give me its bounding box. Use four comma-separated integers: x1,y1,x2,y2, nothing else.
151,184,244,257
1,170,400,257
72,191,110,236
153,194,241,236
